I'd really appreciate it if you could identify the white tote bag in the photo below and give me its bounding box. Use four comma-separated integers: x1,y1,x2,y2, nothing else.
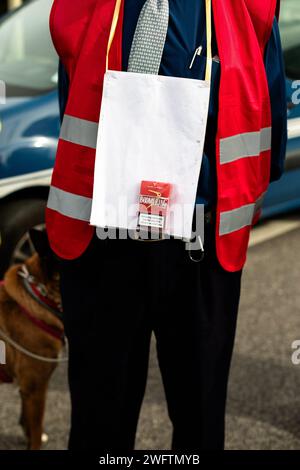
90,0,212,240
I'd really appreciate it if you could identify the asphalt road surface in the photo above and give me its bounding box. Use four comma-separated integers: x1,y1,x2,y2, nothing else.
0,215,300,450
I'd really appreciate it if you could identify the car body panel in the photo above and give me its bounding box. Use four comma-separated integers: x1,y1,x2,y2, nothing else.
262,77,300,218
0,91,59,180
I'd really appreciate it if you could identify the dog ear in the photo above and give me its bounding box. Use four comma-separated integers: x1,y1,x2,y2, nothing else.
29,228,51,258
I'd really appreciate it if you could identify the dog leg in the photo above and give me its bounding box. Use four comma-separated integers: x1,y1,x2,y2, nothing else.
19,390,29,442
20,385,48,450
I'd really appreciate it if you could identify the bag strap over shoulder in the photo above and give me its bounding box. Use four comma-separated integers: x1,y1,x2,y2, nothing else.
106,0,123,71
205,0,212,83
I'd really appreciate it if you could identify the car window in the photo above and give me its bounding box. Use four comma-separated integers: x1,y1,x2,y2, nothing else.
279,0,300,79
0,0,58,96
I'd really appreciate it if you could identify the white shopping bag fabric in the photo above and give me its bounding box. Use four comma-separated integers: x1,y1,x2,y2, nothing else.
90,70,210,239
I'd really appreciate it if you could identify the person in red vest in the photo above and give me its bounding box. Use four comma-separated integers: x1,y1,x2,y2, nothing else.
48,0,287,450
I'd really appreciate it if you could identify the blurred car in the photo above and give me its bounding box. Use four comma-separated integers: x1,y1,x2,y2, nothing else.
0,0,59,275
262,0,300,217
0,0,299,276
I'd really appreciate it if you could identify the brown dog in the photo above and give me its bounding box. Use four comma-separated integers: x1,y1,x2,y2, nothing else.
0,229,65,450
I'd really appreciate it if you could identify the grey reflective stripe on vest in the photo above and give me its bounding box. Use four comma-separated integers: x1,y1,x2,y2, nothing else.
220,127,272,164
254,191,266,214
60,115,98,149
47,186,92,222
219,192,266,236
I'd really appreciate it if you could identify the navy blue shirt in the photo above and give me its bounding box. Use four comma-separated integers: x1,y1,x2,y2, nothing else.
58,0,287,210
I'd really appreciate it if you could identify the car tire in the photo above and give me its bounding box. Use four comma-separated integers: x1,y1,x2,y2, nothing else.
0,198,46,278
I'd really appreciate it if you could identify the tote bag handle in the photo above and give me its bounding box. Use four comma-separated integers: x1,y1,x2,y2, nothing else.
106,0,213,83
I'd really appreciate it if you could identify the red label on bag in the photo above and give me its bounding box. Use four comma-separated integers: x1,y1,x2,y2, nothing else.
138,181,172,231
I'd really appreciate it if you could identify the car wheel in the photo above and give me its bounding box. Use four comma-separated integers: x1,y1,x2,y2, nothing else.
0,198,46,278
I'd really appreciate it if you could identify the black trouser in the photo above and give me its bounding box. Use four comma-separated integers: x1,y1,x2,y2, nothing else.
57,218,242,451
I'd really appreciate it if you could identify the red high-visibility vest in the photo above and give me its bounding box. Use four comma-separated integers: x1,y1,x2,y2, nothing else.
46,0,279,272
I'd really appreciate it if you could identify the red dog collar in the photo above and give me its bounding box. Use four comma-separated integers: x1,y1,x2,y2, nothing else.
0,279,64,343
